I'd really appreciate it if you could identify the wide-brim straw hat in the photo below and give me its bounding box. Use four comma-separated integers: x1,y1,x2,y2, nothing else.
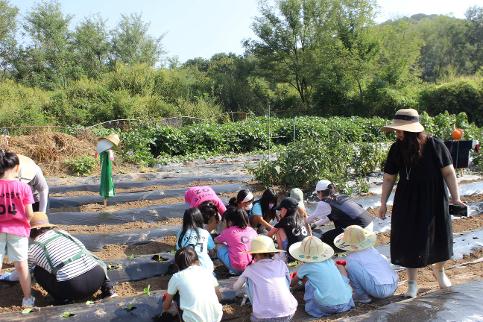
334,225,376,252
96,139,114,154
289,236,334,263
98,133,120,146
17,154,37,182
30,212,57,229
246,235,284,254
382,109,424,133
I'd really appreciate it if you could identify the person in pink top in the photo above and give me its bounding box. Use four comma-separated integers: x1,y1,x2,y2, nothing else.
233,235,297,321
0,151,35,307
185,186,227,233
215,207,257,275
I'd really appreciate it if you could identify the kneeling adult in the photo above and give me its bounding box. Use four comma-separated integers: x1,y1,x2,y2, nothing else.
308,180,373,251
28,212,116,304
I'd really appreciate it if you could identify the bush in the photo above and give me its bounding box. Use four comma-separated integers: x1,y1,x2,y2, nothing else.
65,155,97,176
419,79,483,126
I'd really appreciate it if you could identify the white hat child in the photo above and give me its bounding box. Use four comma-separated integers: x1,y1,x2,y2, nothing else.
288,236,334,263
334,225,377,252
313,180,332,194
289,188,305,210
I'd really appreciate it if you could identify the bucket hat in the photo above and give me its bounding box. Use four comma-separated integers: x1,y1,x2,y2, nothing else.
98,134,120,146
382,109,424,133
17,154,37,183
247,235,284,254
333,225,376,252
30,212,57,229
288,236,334,263
289,188,305,210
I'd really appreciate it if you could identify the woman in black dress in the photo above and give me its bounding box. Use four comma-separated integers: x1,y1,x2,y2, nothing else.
378,109,465,298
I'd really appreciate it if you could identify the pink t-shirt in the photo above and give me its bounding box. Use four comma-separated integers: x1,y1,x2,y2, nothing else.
185,186,227,215
237,259,298,319
0,179,34,237
215,226,257,272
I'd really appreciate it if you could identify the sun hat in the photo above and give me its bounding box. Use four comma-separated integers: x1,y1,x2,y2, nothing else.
96,139,114,154
274,197,299,210
289,188,305,210
30,212,57,229
382,109,424,133
333,225,377,252
98,133,120,146
314,180,332,194
247,235,284,254
288,236,334,263
17,154,37,183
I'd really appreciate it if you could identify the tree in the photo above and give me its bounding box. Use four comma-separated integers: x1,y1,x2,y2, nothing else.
465,6,483,73
110,13,164,67
14,0,75,89
72,15,110,78
0,0,18,78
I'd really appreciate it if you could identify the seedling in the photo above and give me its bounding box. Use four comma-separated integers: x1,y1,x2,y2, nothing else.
144,284,151,296
128,254,135,261
21,308,33,315
124,304,136,312
61,311,75,318
85,300,94,305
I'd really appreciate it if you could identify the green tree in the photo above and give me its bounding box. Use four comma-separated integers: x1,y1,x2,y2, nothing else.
72,15,110,78
110,13,164,67
0,0,18,78
465,6,483,73
14,0,75,89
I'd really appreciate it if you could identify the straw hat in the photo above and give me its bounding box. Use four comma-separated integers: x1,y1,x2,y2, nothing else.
17,154,37,183
98,134,120,146
96,139,113,154
334,225,376,252
382,109,424,133
247,235,284,254
289,188,305,210
30,212,57,229
289,236,334,263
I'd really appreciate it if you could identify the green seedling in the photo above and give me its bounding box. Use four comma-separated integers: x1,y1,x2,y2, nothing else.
85,300,94,305
128,254,135,261
152,254,168,262
124,304,136,312
61,311,75,318
144,284,151,296
21,308,33,315
107,264,122,270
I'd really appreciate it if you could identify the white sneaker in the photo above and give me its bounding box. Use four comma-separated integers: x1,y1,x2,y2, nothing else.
432,267,452,288
22,296,35,307
405,280,418,298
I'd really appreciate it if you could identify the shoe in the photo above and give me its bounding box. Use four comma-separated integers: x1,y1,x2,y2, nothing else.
353,294,372,304
22,296,35,307
405,280,418,298
101,288,118,299
432,267,451,288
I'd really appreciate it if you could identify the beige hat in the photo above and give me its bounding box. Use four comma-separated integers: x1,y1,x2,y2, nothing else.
17,154,37,182
289,188,305,210
289,236,334,263
382,109,424,133
30,212,57,229
247,235,284,254
98,133,120,146
334,225,376,252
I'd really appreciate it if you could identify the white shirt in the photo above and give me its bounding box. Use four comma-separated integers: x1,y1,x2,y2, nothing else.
346,247,398,285
307,201,331,227
167,265,222,322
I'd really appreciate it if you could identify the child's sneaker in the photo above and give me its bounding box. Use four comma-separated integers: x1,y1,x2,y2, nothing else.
405,280,418,298
353,293,372,304
22,296,35,307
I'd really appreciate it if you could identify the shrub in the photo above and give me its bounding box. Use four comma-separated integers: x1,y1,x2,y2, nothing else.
65,155,97,176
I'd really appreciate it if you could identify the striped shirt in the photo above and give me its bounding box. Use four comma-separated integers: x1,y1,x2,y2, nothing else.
28,229,99,282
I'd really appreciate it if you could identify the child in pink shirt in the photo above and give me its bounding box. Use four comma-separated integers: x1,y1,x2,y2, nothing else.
233,235,297,321
0,151,35,307
215,207,257,275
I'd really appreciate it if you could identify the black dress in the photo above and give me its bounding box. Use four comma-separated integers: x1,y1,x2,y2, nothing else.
384,137,453,268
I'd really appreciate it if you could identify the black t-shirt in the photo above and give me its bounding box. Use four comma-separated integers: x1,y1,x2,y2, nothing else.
444,140,473,168
274,216,308,250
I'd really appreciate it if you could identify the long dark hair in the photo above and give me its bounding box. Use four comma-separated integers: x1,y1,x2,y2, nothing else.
0,150,19,177
228,189,251,207
223,207,249,229
198,200,219,225
282,206,304,228
255,188,277,221
178,208,204,249
398,131,428,166
320,183,337,200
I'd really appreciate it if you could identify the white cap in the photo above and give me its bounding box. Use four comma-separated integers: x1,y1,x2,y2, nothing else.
314,180,332,193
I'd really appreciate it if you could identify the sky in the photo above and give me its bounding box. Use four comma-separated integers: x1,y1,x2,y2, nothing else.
11,0,481,62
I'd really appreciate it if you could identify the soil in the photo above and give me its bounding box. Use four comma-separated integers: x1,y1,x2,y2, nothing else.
58,218,182,234
79,197,185,212
92,236,177,261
